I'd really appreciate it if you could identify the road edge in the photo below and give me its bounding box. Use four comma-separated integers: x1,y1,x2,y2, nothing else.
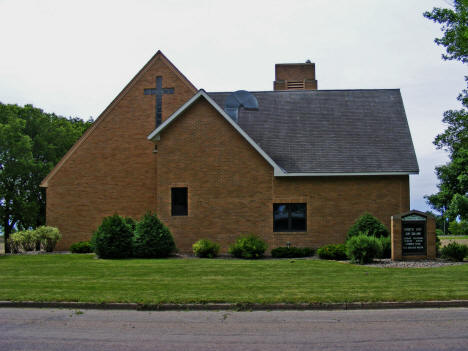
1,300,468,311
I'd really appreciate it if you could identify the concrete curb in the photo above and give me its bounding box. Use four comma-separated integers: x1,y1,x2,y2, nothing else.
1,300,468,311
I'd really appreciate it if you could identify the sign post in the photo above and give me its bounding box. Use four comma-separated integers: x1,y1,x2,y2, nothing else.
391,210,436,260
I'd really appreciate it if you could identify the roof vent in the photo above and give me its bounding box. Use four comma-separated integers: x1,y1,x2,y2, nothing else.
224,90,259,122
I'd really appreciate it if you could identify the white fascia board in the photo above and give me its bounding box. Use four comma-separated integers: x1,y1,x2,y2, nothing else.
274,171,418,177
147,91,204,141
147,89,286,175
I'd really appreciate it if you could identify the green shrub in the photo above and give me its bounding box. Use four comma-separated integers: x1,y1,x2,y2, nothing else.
317,244,347,260
378,236,391,259
35,226,61,252
347,213,389,239
94,214,134,259
124,217,137,232
17,230,40,251
271,246,315,258
133,212,176,258
229,234,267,259
448,220,468,236
441,242,468,262
70,241,93,253
192,239,220,258
346,234,382,264
7,233,22,254
435,229,444,237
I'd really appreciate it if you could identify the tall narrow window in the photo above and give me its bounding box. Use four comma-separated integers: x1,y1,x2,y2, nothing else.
273,203,306,232
171,188,188,216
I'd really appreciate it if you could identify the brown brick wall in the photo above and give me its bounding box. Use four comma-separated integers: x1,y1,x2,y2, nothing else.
155,97,410,253
46,54,195,250
155,99,274,252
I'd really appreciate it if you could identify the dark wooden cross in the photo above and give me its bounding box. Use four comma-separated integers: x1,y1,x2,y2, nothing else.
144,76,174,128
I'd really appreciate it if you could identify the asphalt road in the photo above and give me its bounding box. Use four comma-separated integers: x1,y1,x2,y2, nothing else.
0,307,467,351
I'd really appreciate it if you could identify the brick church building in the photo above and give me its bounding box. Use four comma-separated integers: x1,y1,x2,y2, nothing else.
41,51,419,252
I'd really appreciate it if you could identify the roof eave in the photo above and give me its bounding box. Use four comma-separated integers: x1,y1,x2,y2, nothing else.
274,171,419,177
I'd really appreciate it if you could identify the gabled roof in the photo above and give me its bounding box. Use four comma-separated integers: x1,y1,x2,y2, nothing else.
147,90,285,175
208,89,419,175
148,89,419,176
40,51,197,187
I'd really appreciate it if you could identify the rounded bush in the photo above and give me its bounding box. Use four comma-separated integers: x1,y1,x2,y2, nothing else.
347,213,389,239
271,247,315,258
35,226,61,252
229,234,267,259
346,234,382,264
70,241,93,253
441,242,468,262
192,239,220,258
94,214,134,259
124,217,137,232
317,244,347,260
378,236,391,259
133,212,176,258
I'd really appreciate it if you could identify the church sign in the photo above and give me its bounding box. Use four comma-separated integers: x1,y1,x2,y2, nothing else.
391,210,436,260
401,214,426,256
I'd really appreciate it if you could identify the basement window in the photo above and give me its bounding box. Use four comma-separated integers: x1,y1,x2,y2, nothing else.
171,188,188,216
273,203,306,232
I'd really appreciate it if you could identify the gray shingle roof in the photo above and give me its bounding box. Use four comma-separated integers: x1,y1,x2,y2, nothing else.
208,89,419,174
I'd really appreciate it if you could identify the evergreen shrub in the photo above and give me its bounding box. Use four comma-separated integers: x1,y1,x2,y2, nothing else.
133,212,176,258
347,213,389,239
271,246,315,258
94,214,134,259
70,241,93,253
317,244,347,260
346,234,382,264
124,217,137,232
378,236,391,259
192,239,220,258
229,234,267,259
441,242,468,262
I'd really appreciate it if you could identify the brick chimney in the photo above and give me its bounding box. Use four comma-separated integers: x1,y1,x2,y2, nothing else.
273,61,318,91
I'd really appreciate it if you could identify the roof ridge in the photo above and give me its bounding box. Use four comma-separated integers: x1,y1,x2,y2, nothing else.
207,88,401,94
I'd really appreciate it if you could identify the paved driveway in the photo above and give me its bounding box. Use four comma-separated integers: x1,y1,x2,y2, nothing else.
0,308,467,351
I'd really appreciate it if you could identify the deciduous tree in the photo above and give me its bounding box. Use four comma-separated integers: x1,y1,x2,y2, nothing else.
0,103,91,251
424,0,468,221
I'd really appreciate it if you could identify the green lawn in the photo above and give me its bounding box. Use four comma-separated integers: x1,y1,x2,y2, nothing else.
0,254,467,304
439,235,468,240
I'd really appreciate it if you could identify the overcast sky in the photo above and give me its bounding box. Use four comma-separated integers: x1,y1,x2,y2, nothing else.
0,0,466,213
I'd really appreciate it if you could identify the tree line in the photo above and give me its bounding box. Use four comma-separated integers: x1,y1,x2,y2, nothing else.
0,103,92,251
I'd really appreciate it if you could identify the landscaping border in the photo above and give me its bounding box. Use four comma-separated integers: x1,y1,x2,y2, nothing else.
1,300,468,311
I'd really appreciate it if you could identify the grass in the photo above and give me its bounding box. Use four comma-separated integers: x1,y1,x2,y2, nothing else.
439,235,468,240
0,255,467,304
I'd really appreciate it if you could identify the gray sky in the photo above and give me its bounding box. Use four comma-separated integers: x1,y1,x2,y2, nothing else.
0,0,466,213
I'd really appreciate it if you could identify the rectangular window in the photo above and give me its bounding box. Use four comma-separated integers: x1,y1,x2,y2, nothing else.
273,203,306,232
171,187,188,216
